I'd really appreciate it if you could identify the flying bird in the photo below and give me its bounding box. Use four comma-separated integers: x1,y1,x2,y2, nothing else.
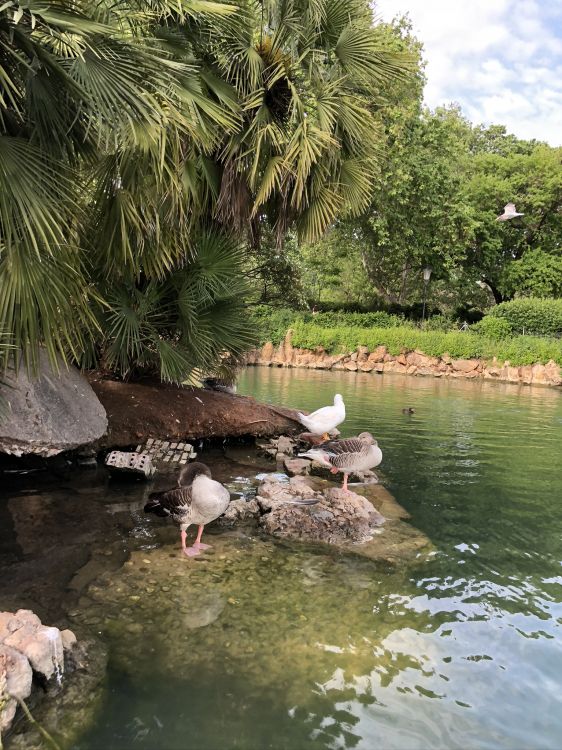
496,203,524,221
144,462,230,557
299,432,382,492
297,394,345,440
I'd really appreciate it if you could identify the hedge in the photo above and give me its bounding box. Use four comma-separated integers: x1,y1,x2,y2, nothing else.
487,298,562,337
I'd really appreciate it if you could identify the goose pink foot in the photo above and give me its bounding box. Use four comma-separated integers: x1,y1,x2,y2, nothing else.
181,529,201,557
194,542,212,550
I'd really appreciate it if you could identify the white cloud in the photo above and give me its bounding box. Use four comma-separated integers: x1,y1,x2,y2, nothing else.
375,0,562,145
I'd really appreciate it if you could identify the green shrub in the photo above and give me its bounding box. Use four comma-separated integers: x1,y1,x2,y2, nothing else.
471,317,512,340
488,298,562,337
250,306,303,345
312,311,405,329
422,314,455,332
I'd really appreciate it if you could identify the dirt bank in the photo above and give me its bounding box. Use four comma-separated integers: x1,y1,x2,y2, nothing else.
88,376,303,448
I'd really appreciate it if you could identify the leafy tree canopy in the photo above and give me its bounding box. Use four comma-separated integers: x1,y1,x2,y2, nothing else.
0,0,412,380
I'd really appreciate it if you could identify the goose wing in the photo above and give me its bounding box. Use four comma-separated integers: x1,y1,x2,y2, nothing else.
144,486,193,518
318,437,367,469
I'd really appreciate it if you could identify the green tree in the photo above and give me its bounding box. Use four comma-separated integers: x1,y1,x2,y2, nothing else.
464,134,562,303
294,20,476,311
355,105,474,305
0,0,411,381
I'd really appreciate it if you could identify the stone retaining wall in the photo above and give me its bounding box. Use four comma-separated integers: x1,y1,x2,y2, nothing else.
246,331,562,387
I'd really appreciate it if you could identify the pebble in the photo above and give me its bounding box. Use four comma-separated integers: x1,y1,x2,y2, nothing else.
161,586,171,592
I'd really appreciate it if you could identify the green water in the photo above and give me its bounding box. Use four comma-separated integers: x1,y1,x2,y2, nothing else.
2,369,562,749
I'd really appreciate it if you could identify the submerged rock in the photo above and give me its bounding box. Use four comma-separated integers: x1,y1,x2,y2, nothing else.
253,474,431,564
0,350,107,457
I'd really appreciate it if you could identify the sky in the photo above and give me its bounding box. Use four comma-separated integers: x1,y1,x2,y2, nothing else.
375,0,562,145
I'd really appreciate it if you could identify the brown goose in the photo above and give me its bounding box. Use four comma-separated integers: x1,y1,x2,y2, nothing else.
299,432,382,492
144,462,230,557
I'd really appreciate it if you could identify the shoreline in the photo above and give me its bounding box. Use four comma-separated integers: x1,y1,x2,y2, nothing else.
245,332,562,388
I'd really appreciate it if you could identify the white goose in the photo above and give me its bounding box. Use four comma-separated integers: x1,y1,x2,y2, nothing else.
297,394,345,440
300,432,382,492
144,462,230,557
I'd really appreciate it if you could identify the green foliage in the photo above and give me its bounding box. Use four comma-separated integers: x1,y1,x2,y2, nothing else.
502,250,562,299
311,311,406,328
250,306,302,345
464,139,562,303
471,317,512,340
289,322,562,365
98,231,254,382
0,0,412,382
487,299,562,337
421,314,455,332
249,307,411,343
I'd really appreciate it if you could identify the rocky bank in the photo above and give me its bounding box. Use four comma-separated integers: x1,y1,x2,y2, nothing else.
246,331,562,387
0,610,77,735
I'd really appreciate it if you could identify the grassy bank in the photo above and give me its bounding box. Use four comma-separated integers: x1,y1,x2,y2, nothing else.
290,322,562,366
250,307,562,366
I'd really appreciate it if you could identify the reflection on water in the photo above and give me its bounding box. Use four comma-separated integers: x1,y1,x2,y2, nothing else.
1,369,562,749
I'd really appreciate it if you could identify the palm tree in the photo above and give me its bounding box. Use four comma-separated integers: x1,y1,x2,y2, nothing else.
0,0,411,383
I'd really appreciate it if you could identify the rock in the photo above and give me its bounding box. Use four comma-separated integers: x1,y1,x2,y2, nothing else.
283,458,311,476
217,498,260,526
309,462,378,484
60,630,77,652
451,358,479,373
256,475,318,513
0,350,107,457
0,610,82,736
0,643,33,700
483,366,501,379
531,363,549,384
343,361,358,371
545,360,562,386
4,624,64,682
257,478,384,545
368,346,387,363
277,435,296,456
182,591,226,629
520,365,533,384
260,342,274,362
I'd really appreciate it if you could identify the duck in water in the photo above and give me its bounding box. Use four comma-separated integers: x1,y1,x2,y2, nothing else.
144,462,230,557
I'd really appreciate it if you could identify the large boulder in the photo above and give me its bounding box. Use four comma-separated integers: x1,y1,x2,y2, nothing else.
0,351,107,457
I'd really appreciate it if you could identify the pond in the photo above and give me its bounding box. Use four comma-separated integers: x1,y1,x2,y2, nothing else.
1,369,562,749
